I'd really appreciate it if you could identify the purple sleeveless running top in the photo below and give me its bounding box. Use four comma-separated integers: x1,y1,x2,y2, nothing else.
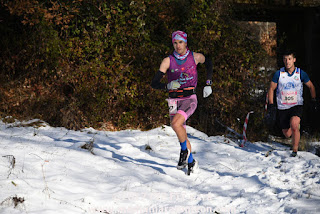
167,52,198,89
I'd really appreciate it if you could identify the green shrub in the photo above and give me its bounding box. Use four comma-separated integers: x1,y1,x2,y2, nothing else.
0,0,271,140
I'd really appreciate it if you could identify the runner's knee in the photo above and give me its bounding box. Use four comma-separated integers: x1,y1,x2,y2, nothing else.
171,118,183,131
282,129,291,138
290,117,300,131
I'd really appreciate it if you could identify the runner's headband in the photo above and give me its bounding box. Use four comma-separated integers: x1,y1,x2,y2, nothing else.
172,31,187,44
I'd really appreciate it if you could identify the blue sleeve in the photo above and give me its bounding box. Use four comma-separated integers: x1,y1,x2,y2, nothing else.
300,70,310,83
272,70,280,83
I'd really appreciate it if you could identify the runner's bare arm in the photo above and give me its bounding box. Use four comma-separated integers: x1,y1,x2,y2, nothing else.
268,82,278,104
159,57,170,73
151,57,170,90
193,52,205,65
305,80,316,99
194,52,213,83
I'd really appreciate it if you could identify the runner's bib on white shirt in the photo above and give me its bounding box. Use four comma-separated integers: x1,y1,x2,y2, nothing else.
276,68,303,110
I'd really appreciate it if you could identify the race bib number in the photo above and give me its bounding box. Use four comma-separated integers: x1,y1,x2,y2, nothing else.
281,91,298,105
167,99,177,116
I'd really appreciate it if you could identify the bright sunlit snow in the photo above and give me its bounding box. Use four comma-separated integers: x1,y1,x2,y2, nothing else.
1,119,320,214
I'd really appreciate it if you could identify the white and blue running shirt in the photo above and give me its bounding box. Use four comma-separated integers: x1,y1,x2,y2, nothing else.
272,67,310,110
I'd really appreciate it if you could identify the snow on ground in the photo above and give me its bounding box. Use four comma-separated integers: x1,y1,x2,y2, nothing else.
0,119,320,214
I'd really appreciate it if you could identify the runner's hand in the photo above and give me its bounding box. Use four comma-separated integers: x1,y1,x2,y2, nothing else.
203,86,212,98
265,104,277,128
167,80,181,90
311,98,318,112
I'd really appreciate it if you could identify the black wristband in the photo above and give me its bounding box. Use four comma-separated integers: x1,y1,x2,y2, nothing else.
204,56,213,80
267,103,275,109
206,80,212,86
151,70,166,90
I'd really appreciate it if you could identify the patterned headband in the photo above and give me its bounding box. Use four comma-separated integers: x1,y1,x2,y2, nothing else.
172,31,187,43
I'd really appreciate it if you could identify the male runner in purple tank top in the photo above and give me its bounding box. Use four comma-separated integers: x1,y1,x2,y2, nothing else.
151,30,214,175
